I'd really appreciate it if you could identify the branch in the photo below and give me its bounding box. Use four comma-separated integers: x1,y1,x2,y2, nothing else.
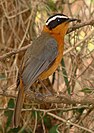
0,19,94,61
24,90,94,106
67,18,94,33
1,89,94,106
47,112,94,133
0,44,31,61
64,28,94,55
0,105,89,112
0,91,16,98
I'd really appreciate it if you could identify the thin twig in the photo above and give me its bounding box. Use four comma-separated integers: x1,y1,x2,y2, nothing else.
68,18,94,33
0,44,31,61
18,112,32,133
0,105,89,111
64,28,94,55
0,92,16,98
33,111,38,133
47,112,94,133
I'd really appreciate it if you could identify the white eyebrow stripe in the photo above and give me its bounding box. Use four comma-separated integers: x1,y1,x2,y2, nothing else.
46,15,69,25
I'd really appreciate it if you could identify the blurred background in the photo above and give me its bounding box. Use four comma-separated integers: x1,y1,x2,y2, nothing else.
0,0,94,132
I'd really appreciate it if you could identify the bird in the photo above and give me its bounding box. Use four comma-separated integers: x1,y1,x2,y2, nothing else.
13,13,79,127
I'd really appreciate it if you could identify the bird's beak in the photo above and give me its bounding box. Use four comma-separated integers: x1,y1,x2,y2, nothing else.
67,18,81,23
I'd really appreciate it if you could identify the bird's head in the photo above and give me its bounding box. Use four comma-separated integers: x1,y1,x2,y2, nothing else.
43,13,80,37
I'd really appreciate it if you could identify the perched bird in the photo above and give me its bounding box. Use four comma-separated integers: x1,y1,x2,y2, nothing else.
13,13,79,127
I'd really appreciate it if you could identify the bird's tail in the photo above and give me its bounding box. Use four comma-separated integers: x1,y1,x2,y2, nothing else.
13,79,25,128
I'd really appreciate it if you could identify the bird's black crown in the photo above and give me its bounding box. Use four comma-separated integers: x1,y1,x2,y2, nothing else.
46,14,69,30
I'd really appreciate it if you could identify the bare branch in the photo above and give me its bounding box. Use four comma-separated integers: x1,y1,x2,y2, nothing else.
64,28,94,55
47,112,94,133
68,18,94,33
24,91,94,106
0,44,31,61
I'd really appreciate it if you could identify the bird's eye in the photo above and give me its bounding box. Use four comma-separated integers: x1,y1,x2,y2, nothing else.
57,18,60,22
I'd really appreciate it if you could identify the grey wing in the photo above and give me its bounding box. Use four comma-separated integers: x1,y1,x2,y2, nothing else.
21,37,58,90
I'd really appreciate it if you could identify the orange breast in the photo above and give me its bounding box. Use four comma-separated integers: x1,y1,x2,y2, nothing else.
39,34,64,80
